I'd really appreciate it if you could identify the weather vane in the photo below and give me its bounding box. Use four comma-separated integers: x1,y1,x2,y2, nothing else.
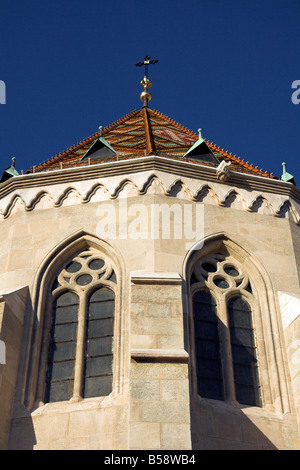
135,55,158,108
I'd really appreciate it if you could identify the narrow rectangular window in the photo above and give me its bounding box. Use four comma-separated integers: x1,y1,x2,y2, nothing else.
193,290,224,401
44,292,79,403
228,297,261,407
83,288,114,398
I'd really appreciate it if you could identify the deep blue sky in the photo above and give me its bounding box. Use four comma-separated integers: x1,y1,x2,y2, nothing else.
0,0,299,183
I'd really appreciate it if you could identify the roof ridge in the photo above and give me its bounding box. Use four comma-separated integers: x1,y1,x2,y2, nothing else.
150,109,273,178
31,108,274,179
103,109,140,133
206,139,273,178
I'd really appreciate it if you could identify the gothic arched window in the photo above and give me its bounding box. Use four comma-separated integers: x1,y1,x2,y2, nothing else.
190,251,261,407
43,249,117,404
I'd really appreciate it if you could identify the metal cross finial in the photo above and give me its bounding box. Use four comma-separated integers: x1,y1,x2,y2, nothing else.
135,55,158,78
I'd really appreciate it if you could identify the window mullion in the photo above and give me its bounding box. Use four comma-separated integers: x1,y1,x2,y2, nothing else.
218,297,236,404
71,294,86,402
36,302,53,406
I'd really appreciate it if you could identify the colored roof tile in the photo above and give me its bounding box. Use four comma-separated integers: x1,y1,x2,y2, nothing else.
28,108,274,179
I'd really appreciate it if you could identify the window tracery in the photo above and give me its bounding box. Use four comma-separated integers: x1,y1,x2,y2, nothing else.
44,249,117,404
190,251,261,407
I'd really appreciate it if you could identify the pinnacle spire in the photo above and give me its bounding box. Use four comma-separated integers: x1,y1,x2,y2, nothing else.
281,162,296,185
136,55,158,108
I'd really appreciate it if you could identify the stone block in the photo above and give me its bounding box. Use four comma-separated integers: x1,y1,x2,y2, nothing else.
129,422,160,449
140,401,190,424
33,413,69,443
130,334,157,349
161,423,191,449
130,362,188,381
160,380,178,401
130,379,160,401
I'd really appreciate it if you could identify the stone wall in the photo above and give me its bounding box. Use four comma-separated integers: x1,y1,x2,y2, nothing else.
0,168,299,450
0,287,28,449
9,397,129,450
129,281,191,450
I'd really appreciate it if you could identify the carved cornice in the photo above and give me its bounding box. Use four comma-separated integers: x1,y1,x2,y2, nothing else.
0,157,299,224
1,156,299,198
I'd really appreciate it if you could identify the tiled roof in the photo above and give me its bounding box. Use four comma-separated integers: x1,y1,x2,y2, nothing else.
28,108,274,178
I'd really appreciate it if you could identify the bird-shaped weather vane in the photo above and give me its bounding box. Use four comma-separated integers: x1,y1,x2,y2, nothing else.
136,55,158,107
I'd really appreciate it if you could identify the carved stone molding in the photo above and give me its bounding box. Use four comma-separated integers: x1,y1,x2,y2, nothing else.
0,165,299,224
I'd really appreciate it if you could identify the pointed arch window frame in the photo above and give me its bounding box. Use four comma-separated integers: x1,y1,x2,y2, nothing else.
190,269,261,407
19,232,126,411
183,234,293,415
41,258,117,404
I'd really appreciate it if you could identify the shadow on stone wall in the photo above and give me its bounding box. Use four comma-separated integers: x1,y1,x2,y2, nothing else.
7,291,37,450
183,283,279,449
187,312,278,450
9,416,37,450
190,397,277,450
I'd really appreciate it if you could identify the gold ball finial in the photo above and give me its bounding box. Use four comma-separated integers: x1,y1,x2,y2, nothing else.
136,56,158,107
140,90,152,103
141,76,152,90
140,76,152,106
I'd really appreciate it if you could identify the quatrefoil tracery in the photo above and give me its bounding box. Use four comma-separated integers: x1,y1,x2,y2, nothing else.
191,253,252,295
52,250,117,294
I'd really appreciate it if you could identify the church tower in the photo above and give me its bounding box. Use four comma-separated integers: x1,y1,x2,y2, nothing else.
0,58,300,450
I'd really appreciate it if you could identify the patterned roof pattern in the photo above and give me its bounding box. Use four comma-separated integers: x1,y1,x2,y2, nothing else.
29,108,274,178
